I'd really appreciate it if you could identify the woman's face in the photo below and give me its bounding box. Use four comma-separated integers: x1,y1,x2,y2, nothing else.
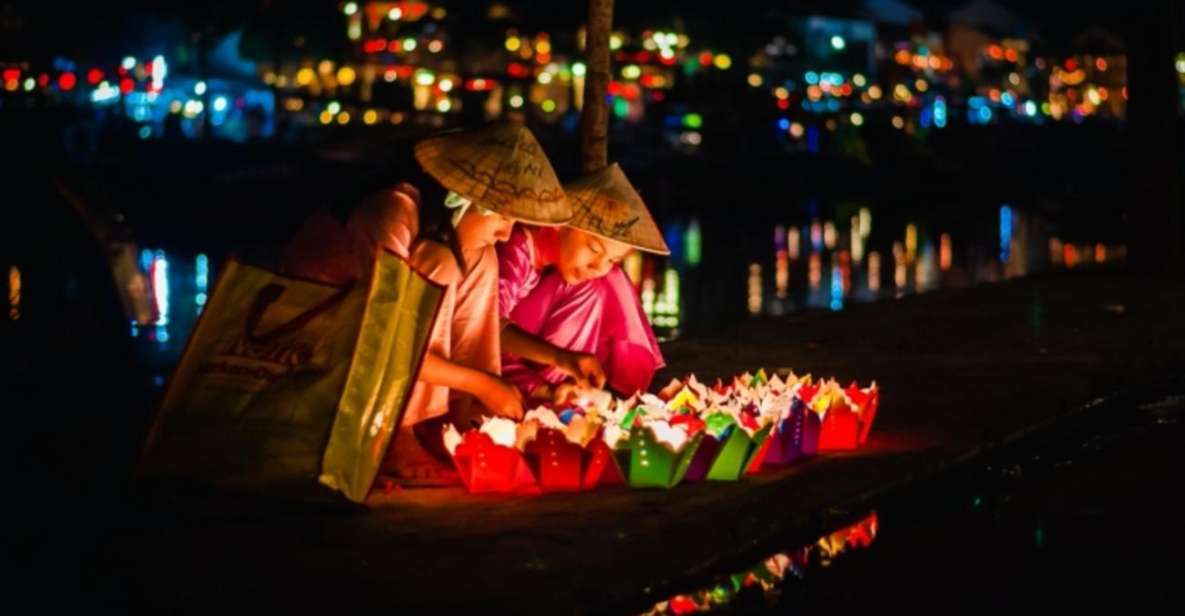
456,209,515,250
555,227,633,284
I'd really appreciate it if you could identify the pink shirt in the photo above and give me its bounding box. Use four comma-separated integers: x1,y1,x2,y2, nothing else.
496,226,666,398
496,226,542,319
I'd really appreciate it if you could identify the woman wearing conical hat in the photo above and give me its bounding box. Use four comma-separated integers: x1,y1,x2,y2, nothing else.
497,163,669,401
283,120,572,485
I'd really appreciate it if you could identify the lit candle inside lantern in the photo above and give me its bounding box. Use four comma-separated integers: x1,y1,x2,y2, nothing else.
480,416,519,448
648,420,690,452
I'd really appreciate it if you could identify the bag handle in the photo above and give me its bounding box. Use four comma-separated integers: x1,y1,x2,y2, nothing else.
245,283,353,343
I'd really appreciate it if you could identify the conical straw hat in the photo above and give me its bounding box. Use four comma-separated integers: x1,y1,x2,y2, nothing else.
563,163,669,255
414,121,573,225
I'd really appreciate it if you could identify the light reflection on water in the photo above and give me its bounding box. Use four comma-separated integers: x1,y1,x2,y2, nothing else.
639,204,1125,339
641,511,879,615
128,250,211,367
7,265,20,321
124,205,1125,366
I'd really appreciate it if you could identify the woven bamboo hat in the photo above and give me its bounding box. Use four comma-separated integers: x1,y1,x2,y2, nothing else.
414,121,573,225
562,163,669,255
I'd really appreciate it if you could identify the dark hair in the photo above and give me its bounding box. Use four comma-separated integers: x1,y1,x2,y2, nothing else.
333,139,468,274
408,168,468,274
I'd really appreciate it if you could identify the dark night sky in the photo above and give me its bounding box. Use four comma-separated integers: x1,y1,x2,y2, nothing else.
0,0,1151,63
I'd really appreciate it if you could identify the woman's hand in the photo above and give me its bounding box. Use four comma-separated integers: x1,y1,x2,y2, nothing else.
474,377,525,421
551,380,582,405
555,351,606,389
419,353,525,421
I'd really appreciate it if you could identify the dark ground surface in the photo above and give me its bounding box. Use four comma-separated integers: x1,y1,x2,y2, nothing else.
12,268,1185,614
636,384,1185,614
790,395,1185,614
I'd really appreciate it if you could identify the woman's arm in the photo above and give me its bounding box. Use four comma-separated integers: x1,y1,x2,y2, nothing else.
501,323,563,366
501,325,606,392
418,352,524,419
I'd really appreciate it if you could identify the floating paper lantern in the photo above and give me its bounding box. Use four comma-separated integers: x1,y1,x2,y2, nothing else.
846,382,880,445
685,411,773,482
523,428,614,491
814,380,879,450
747,396,821,471
520,408,613,491
607,420,705,489
443,418,536,493
442,368,878,494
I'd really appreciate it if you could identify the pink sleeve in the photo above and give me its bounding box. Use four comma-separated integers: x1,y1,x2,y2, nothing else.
345,185,421,264
501,360,549,400
496,229,548,397
496,228,536,319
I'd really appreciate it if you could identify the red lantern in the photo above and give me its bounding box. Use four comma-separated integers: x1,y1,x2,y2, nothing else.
817,396,860,450
845,382,879,444
448,431,536,494
797,381,821,403
522,428,613,491
817,384,879,450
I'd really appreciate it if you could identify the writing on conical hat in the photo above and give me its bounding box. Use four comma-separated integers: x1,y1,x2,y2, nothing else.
563,163,669,254
416,122,571,224
570,193,642,239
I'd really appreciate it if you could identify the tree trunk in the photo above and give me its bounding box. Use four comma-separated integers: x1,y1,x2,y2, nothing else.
1124,0,1185,275
580,0,614,173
